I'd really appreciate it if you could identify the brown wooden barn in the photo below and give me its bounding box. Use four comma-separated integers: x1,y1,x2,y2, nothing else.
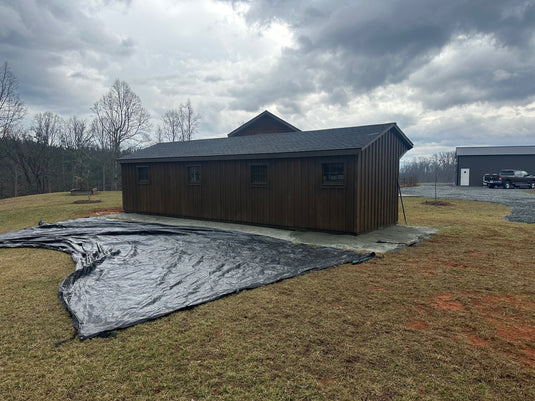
119,114,412,234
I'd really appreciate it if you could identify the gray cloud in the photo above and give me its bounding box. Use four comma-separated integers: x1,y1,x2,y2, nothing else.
224,0,535,111
1,0,534,157
0,0,136,115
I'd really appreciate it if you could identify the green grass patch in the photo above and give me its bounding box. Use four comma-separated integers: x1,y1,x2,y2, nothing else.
1,192,534,400
0,191,122,233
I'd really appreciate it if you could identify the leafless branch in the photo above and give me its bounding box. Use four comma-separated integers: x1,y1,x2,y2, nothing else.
0,62,26,138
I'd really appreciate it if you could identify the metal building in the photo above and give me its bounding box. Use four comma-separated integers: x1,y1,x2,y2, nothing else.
456,146,535,186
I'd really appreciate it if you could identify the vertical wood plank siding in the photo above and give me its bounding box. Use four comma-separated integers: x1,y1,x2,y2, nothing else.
122,155,356,233
121,128,408,234
354,128,407,233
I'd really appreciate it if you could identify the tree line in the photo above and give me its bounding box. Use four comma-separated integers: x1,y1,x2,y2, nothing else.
0,62,199,199
400,151,457,185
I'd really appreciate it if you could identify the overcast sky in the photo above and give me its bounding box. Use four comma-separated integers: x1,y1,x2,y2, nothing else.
2,0,535,160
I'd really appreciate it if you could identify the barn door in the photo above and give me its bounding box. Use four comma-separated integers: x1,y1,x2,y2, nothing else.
460,168,470,186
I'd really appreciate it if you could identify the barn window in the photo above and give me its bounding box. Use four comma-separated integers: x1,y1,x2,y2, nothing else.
137,166,149,184
187,165,201,185
251,165,268,186
322,162,345,186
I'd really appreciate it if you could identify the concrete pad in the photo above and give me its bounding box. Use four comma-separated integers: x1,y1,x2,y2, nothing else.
107,213,437,253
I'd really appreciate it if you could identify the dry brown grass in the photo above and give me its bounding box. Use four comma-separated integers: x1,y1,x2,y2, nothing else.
1,192,534,400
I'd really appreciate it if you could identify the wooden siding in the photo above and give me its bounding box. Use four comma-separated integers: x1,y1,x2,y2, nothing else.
354,128,407,233
122,155,356,233
229,113,299,137
121,127,410,234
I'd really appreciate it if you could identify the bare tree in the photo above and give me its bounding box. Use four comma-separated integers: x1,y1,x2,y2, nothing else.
90,117,114,190
91,79,150,189
180,99,200,141
63,116,92,150
155,125,165,143
27,112,64,193
91,118,108,150
92,80,151,154
400,151,456,185
158,99,200,143
0,62,26,137
62,117,93,189
32,111,63,146
0,62,25,196
160,109,182,142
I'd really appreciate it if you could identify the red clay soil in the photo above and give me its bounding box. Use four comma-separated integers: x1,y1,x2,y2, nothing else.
482,295,535,311
434,293,465,311
318,377,336,388
406,320,428,331
90,208,124,216
494,322,535,342
466,334,489,346
425,292,535,367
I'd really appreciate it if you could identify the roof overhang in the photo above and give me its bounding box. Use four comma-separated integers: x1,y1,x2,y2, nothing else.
456,146,535,156
361,123,413,154
119,148,361,164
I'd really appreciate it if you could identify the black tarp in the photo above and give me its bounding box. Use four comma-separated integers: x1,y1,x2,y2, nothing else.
0,218,373,339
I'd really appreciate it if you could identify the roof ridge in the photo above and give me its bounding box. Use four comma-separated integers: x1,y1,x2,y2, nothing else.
119,122,411,162
227,110,301,137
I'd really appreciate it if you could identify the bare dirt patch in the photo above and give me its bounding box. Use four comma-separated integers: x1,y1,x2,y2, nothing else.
90,208,124,216
406,320,428,331
482,295,535,311
460,294,535,366
466,333,489,346
494,322,535,342
434,293,465,311
318,377,336,388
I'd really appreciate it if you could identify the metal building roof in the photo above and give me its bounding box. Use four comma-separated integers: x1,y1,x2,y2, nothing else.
456,146,535,156
120,123,412,163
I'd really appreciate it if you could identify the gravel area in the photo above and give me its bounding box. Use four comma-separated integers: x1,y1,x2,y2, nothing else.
401,184,535,224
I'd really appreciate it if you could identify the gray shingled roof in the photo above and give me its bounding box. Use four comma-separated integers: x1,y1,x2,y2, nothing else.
227,110,301,137
119,123,411,163
456,146,535,156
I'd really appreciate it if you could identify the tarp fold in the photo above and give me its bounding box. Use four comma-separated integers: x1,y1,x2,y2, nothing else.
0,218,371,339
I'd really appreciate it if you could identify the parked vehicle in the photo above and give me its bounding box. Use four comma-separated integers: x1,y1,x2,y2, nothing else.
483,173,501,188
483,169,535,189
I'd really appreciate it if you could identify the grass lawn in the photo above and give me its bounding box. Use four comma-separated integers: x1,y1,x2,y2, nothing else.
1,191,534,400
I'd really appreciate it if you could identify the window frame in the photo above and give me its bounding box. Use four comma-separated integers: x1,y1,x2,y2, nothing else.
137,165,150,185
250,164,268,187
187,165,201,185
321,162,345,187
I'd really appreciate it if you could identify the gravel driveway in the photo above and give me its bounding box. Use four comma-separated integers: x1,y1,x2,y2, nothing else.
401,184,535,223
